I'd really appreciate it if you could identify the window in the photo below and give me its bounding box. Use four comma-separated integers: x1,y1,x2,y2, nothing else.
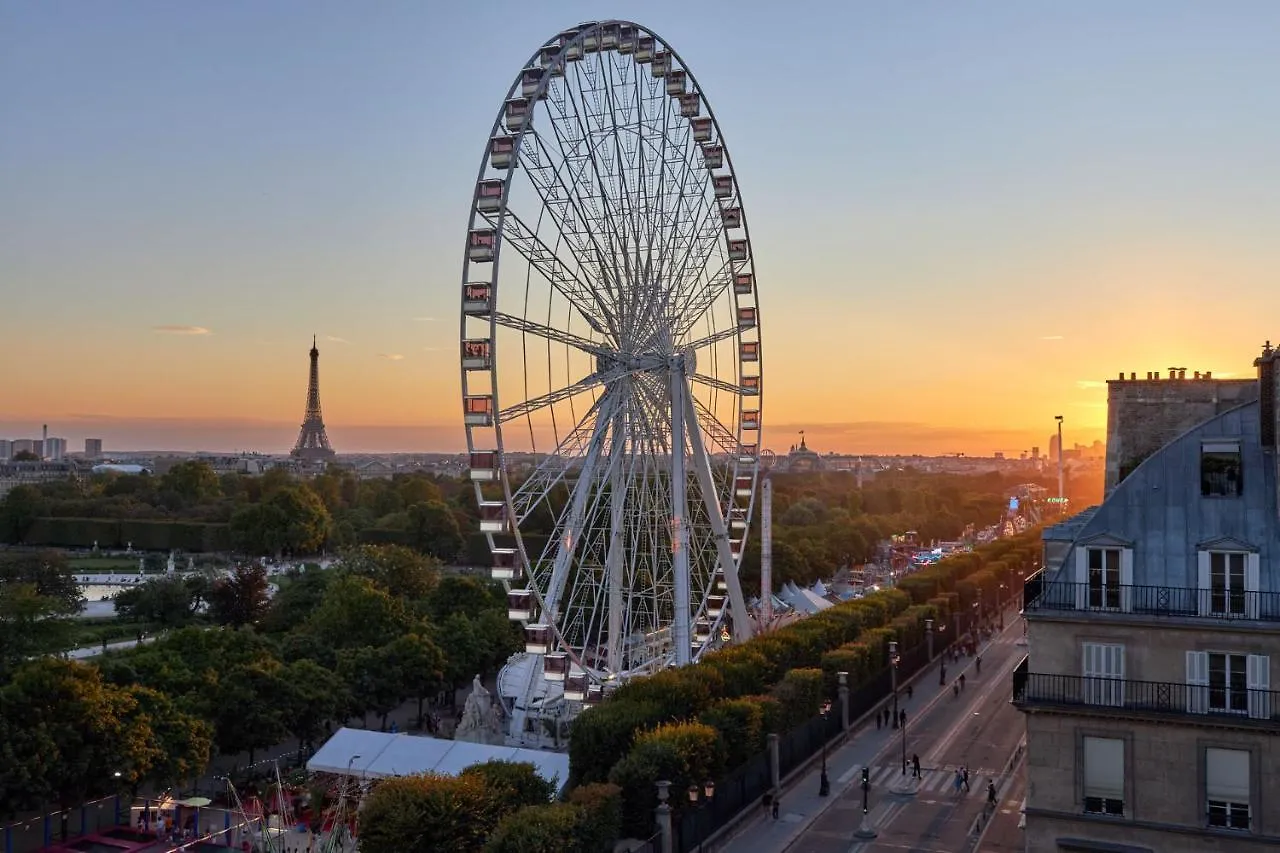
1083,643,1125,706
1201,442,1243,497
1082,736,1124,816
1187,652,1270,719
1088,548,1122,609
1197,549,1260,618
1205,747,1250,830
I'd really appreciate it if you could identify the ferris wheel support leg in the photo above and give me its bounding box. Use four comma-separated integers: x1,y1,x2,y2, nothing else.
606,402,628,674
669,368,693,666
544,389,615,622
683,380,754,643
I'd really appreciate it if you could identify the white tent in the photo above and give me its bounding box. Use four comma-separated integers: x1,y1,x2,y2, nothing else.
306,728,570,793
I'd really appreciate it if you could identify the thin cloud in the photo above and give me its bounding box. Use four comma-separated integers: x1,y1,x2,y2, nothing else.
379,353,405,361
325,336,349,344
1076,380,1106,390
414,316,440,323
423,347,441,352
153,325,212,336
1040,335,1064,341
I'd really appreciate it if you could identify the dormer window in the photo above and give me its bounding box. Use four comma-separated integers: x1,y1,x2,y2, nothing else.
1201,441,1242,497
1197,545,1261,618
1073,541,1133,611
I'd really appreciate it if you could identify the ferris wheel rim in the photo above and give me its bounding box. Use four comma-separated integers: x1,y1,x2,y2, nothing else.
459,20,764,685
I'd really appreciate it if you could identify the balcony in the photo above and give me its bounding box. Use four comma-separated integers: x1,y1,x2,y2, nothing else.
1021,569,1280,623
1012,658,1280,726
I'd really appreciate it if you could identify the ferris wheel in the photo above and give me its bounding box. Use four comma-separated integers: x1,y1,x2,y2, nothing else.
459,20,762,741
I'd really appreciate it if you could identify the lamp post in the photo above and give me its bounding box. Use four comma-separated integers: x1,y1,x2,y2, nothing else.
853,765,877,839
655,781,673,853
925,619,934,661
818,699,833,796
687,780,716,853
889,640,899,730
998,583,1007,630
1055,415,1065,515
113,771,123,826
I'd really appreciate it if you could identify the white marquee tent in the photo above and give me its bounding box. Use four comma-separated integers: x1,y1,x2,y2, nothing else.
306,728,570,793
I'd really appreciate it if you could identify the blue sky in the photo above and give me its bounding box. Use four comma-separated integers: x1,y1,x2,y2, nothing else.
2,1,1278,453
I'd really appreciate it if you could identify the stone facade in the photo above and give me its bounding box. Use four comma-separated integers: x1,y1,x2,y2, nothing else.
1104,375,1255,495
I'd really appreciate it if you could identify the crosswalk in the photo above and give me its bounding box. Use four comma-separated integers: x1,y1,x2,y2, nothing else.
861,764,1000,796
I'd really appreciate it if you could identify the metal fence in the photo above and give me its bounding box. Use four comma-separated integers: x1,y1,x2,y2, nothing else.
1022,570,1280,622
1015,670,1280,722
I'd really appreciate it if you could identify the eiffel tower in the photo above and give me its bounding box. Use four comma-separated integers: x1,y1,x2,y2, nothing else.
291,336,336,465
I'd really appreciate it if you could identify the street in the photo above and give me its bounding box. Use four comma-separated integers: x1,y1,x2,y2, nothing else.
718,608,1027,853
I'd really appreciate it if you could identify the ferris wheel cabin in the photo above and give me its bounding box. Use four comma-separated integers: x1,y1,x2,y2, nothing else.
634,36,655,62
475,180,505,213
740,341,760,362
729,240,749,262
538,46,564,75
737,306,757,328
490,548,520,581
507,589,535,621
478,501,509,533
520,67,545,99
559,29,584,61
734,476,753,497
469,450,499,481
543,653,568,681
713,175,734,199
462,339,493,370
564,670,589,702
707,595,726,618
694,619,712,644
679,93,701,118
728,505,749,529
741,375,760,395
616,25,637,54
721,206,742,229
742,409,761,430
737,443,757,464
489,135,516,170
714,569,727,592
734,273,754,295
463,282,492,315
468,230,496,263
692,117,713,142
504,98,530,131
665,69,687,96
701,144,724,170
464,395,494,426
650,50,670,76
525,624,551,655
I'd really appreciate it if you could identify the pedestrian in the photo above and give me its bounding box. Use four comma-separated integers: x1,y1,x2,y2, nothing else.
876,709,882,730
899,709,906,728
987,779,998,808
960,673,966,691
976,655,982,676
953,682,960,698
953,769,963,795
912,753,921,779
772,797,780,820
940,663,947,685
906,684,913,700
962,766,970,793
884,707,891,728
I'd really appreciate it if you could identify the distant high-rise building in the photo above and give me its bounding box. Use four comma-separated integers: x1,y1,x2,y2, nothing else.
291,336,336,465
44,437,67,462
85,438,103,459
1031,446,1040,460
12,439,37,457
0,440,10,460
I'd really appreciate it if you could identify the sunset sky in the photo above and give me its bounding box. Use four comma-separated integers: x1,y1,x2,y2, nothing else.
3,1,1278,455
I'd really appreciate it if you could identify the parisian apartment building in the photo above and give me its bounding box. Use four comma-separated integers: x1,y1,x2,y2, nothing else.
1016,341,1280,852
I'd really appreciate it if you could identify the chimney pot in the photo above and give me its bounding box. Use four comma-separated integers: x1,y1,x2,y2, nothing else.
1205,371,1212,379
1130,372,1137,380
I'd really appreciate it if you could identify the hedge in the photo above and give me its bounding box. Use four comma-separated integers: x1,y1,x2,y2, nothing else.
23,517,233,552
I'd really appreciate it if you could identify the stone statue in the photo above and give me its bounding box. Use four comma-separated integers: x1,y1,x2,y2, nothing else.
139,558,145,575
166,551,176,575
188,556,195,572
453,674,504,745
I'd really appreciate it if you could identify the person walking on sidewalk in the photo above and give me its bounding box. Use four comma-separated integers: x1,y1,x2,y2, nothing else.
906,683,913,700
899,709,906,728
953,769,964,795
962,766,971,793
987,779,998,809
959,673,966,691
940,663,947,685
912,754,921,779
976,655,982,676
876,709,882,730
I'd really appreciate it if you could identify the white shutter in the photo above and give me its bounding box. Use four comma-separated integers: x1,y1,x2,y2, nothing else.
1197,551,1211,616
1206,748,1250,803
1074,547,1088,610
1247,654,1270,720
1106,645,1125,707
1186,651,1209,714
1246,553,1261,619
1119,549,1134,612
1082,737,1124,800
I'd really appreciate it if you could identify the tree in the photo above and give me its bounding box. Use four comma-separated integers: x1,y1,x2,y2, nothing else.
383,633,446,727
435,612,485,691
305,575,412,651
0,485,46,543
358,773,506,853
261,567,332,634
210,661,289,765
336,646,404,728
113,576,200,626
128,686,212,790
0,584,75,673
425,575,498,623
11,450,39,462
460,760,554,809
0,550,82,613
406,501,464,561
340,545,438,600
159,461,221,504
208,563,270,626
279,660,343,749
230,486,332,555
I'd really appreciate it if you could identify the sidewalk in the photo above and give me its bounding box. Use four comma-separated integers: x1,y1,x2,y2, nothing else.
713,609,1022,853
67,636,150,660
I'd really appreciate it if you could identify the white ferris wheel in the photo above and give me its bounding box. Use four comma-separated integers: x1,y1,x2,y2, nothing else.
459,20,762,743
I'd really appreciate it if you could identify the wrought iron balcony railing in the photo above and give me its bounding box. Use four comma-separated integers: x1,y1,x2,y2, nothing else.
1021,570,1280,622
1013,666,1280,724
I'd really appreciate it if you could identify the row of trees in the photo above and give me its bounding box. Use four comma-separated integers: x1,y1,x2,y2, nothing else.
0,545,523,816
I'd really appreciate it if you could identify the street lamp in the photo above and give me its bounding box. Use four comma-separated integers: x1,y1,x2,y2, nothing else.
818,699,833,796
1055,415,1065,515
925,619,934,661
998,584,1008,630
113,771,124,826
688,781,715,853
889,640,899,731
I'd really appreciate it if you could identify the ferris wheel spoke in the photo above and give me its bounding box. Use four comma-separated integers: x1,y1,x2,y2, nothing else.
672,260,735,340
485,209,617,337
682,325,739,353
510,393,609,523
498,369,614,424
689,372,745,396
493,310,608,356
690,395,741,457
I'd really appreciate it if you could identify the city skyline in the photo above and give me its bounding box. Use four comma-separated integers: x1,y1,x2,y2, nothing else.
4,1,1278,454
